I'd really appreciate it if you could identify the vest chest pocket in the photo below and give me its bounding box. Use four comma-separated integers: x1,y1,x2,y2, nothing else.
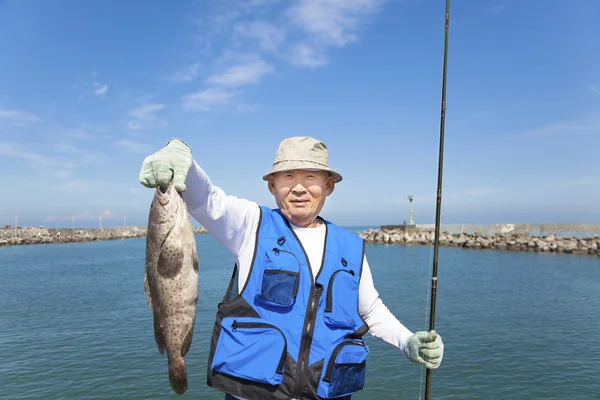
324,267,359,329
210,317,287,386
255,248,301,308
317,339,369,398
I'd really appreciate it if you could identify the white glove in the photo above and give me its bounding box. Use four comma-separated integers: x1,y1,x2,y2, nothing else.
404,330,444,369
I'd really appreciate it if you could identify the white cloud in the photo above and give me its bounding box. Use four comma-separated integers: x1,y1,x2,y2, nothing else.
169,63,201,82
0,141,56,165
414,186,507,205
0,141,103,187
114,140,153,154
54,180,92,192
234,21,286,52
73,71,109,99
45,210,114,222
179,0,387,113
182,87,238,111
590,84,600,95
522,113,600,136
0,109,38,125
93,84,108,96
206,59,273,86
287,0,386,47
290,42,327,68
53,143,80,155
127,103,166,130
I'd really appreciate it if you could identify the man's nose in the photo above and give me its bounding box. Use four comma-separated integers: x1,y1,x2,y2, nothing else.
291,183,307,194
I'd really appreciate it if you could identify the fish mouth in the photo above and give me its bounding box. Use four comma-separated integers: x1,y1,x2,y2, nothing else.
156,179,175,205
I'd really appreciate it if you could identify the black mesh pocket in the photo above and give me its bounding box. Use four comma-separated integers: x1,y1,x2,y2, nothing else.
255,269,299,307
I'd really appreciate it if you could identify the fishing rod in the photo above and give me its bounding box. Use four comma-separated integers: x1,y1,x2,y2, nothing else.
422,1,450,399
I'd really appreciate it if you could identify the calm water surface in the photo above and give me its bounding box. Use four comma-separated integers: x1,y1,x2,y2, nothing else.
1,231,598,399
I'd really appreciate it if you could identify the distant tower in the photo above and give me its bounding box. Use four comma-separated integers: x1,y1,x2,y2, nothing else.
407,195,414,225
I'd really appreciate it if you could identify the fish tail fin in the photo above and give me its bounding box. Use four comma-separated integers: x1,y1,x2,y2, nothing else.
168,354,188,395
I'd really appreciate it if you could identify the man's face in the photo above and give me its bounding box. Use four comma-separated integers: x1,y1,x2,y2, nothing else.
268,169,335,228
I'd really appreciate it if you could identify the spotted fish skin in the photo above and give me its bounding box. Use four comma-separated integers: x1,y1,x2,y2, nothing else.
144,179,198,395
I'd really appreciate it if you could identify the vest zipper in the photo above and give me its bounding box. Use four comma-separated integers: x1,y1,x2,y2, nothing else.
293,283,322,397
231,320,287,375
324,269,355,313
322,340,366,383
285,218,328,398
272,247,299,261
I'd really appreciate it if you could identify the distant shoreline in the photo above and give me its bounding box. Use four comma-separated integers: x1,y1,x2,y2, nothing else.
2,224,599,256
0,226,208,247
359,224,599,256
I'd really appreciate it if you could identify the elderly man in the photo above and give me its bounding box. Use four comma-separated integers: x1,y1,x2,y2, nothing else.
139,137,444,400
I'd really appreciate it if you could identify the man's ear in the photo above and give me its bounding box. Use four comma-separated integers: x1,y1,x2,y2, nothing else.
268,175,276,195
325,174,335,196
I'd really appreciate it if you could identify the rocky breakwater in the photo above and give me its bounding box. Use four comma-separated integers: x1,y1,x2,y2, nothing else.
0,226,208,247
358,228,599,256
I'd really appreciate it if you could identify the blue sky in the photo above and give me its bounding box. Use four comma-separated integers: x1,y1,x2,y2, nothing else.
0,0,598,229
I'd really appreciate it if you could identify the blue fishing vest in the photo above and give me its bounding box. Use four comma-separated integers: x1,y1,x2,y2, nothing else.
206,206,370,399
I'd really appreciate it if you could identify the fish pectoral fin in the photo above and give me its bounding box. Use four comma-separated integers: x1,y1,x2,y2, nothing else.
181,323,195,357
153,315,166,355
191,245,199,273
144,271,153,313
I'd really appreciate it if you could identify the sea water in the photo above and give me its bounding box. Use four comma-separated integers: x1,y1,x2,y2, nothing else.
1,231,598,399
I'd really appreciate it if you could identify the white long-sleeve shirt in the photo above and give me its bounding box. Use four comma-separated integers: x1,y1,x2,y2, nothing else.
182,160,414,357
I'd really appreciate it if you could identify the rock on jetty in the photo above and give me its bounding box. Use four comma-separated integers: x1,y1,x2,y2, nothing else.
358,227,599,256
0,226,208,247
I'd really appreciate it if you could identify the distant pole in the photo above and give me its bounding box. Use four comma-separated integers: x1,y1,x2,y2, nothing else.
407,195,414,225
72,215,75,230
14,209,18,230
124,215,127,227
100,215,103,229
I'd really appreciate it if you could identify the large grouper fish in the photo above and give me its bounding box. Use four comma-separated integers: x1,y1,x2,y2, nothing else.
144,178,199,395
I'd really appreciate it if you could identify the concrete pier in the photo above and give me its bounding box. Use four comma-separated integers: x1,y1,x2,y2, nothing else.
0,226,208,247
359,224,600,256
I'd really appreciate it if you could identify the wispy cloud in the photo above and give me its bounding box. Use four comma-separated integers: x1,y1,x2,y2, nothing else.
0,141,104,186
183,87,238,111
206,59,273,86
168,63,201,82
414,186,507,204
234,21,286,53
54,179,93,192
178,0,387,112
53,126,109,142
287,0,386,48
93,83,108,97
290,42,327,68
0,109,38,125
0,141,58,166
114,140,153,154
521,113,600,136
590,84,600,95
127,102,166,130
45,210,115,222
74,71,109,99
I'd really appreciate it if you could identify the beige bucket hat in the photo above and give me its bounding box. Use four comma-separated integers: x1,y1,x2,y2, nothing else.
262,136,343,183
